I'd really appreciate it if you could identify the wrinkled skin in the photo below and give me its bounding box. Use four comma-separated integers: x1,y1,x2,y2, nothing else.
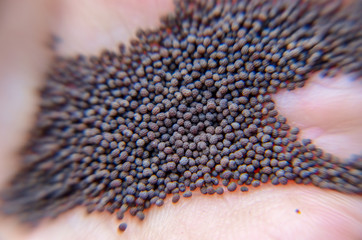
0,0,361,239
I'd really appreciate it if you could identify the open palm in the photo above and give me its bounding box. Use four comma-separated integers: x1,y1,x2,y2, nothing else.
0,0,361,239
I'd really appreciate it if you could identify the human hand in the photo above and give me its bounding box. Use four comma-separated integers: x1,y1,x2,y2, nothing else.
0,0,361,239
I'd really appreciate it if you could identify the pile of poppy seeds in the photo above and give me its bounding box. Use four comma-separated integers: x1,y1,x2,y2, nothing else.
2,0,362,232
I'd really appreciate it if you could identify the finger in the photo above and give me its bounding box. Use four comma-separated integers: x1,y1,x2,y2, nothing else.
0,0,54,187
51,0,174,56
274,73,362,159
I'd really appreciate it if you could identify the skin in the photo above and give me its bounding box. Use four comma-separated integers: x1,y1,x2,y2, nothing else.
0,0,361,239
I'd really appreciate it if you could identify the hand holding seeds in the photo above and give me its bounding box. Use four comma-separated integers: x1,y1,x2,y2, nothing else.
0,0,361,239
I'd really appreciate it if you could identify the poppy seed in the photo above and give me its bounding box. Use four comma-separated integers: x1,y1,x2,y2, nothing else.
2,0,362,231
118,223,127,232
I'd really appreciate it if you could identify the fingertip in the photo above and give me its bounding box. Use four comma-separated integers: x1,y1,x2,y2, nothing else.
273,71,362,160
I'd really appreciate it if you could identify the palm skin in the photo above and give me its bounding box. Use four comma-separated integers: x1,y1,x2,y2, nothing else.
0,0,361,239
